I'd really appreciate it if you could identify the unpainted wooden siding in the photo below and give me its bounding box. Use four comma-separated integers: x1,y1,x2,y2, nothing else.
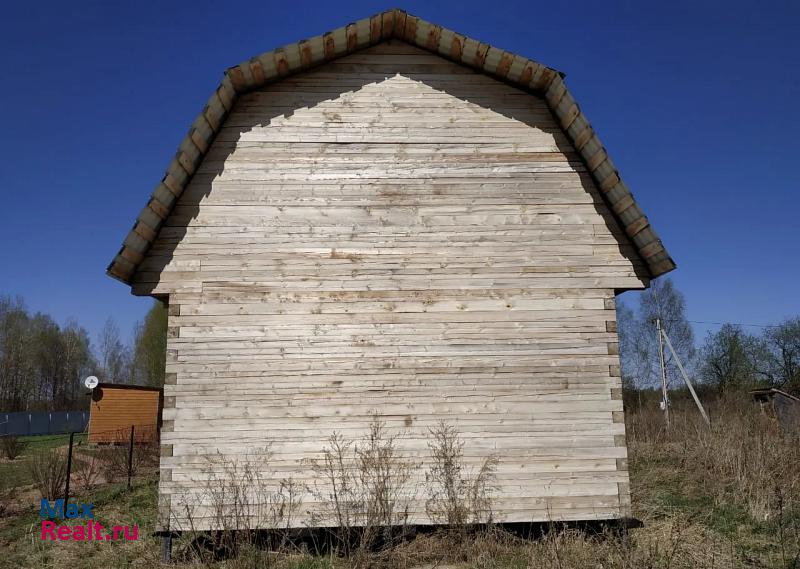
136,43,648,530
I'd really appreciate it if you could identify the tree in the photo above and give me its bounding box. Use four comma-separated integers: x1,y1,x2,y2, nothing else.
617,278,696,391
617,298,653,389
759,318,800,393
0,295,95,411
60,320,94,405
0,296,34,410
131,300,167,387
97,317,130,383
699,324,761,393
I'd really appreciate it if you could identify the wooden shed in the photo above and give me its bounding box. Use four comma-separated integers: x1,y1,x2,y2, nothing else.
107,9,675,533
88,383,162,444
751,388,800,433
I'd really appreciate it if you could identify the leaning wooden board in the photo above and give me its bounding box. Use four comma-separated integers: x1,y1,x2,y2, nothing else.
131,43,649,530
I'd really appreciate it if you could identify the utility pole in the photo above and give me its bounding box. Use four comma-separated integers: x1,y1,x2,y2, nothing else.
661,327,711,425
656,318,670,427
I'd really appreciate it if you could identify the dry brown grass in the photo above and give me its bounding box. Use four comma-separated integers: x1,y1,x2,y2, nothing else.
629,394,800,520
627,394,800,568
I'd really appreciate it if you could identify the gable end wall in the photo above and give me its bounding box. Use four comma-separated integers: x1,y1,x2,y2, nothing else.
141,44,645,531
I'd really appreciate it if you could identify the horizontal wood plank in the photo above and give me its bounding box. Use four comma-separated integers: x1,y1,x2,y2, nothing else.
138,43,643,530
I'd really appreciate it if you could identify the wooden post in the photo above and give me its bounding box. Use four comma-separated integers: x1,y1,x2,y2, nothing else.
661,328,711,425
64,432,75,505
656,318,670,427
127,425,135,490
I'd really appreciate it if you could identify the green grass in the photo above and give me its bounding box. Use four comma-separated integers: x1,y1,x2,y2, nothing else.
0,461,31,488
0,433,88,490
0,476,161,569
21,433,88,452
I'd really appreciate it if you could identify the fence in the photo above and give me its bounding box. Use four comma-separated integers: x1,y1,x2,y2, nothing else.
64,423,161,503
0,411,89,436
89,423,159,444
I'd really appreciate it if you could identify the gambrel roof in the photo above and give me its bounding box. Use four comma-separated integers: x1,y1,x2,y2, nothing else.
107,8,675,285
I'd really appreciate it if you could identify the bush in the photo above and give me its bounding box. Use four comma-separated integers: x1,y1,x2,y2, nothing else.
1,435,28,460
28,448,68,500
73,452,103,493
97,445,131,483
97,438,160,484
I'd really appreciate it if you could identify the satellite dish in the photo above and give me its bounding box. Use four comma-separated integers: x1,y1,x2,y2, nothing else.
84,376,99,390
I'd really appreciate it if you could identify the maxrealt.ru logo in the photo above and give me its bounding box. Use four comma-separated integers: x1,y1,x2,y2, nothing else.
40,499,138,541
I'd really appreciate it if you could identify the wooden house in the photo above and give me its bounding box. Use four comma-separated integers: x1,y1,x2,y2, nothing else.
107,9,675,534
88,383,162,444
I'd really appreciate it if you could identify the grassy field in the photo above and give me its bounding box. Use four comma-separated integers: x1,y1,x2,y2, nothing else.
0,434,87,488
0,398,798,569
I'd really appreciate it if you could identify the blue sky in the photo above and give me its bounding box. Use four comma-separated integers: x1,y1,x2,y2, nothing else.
0,0,798,345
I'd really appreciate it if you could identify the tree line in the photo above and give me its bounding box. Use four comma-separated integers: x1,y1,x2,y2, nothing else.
0,296,166,412
618,278,800,396
2,280,796,411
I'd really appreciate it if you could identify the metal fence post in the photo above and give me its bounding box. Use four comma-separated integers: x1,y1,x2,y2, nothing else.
64,432,75,505
127,425,135,490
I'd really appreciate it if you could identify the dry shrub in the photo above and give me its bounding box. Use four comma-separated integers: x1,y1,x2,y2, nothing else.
205,447,300,534
28,448,67,500
307,415,415,556
97,445,130,482
1,435,28,460
96,439,158,483
302,416,500,563
135,439,160,468
177,445,301,562
425,420,498,528
73,451,103,492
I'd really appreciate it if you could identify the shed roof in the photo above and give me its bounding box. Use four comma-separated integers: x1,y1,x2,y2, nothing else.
96,382,163,393
750,388,800,402
107,8,676,286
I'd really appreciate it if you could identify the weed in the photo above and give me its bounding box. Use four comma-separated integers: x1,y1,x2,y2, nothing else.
425,420,498,528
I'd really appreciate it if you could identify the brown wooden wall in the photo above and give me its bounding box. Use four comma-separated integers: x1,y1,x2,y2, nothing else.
135,42,649,531
88,385,161,443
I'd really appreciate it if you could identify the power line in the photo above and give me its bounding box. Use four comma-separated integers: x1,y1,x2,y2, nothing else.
687,319,780,329
664,318,779,329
